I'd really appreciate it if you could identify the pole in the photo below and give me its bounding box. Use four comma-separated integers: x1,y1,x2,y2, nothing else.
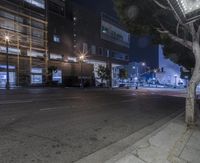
109,58,112,88
6,40,10,90
135,67,138,89
174,76,177,88
80,61,83,88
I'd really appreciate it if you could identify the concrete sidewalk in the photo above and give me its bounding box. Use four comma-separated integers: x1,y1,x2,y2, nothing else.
77,113,200,163
106,114,200,163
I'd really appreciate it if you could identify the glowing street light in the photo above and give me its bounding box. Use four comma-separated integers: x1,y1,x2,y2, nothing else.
141,62,146,66
5,36,10,42
79,54,85,61
5,35,10,90
167,0,200,23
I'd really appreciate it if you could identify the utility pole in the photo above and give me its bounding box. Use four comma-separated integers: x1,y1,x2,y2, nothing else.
5,36,10,90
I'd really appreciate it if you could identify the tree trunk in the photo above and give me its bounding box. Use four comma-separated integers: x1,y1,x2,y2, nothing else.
186,41,200,125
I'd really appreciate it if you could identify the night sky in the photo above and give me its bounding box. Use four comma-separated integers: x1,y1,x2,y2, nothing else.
73,0,118,17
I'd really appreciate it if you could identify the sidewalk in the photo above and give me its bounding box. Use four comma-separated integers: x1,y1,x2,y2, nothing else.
106,114,200,163
77,113,200,163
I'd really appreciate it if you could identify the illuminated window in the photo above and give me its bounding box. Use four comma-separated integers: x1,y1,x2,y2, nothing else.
0,46,20,55
27,50,44,57
50,53,63,60
83,42,88,52
31,68,43,84
25,0,45,9
53,35,61,43
91,45,96,55
52,70,62,83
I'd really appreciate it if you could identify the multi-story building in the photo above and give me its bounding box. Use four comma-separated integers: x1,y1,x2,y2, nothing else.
0,0,130,88
47,0,93,87
0,0,48,87
72,2,130,86
0,0,94,87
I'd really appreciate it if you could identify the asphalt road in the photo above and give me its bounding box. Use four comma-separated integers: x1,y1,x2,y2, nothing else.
0,88,185,163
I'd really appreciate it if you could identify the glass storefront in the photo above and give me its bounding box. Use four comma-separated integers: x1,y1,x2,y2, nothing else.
52,70,62,83
0,65,16,88
31,68,43,84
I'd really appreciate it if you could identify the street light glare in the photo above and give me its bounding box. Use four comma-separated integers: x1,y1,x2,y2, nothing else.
5,35,10,42
142,62,146,66
79,54,85,60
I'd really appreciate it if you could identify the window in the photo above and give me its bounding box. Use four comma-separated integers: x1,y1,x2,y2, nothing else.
110,51,129,61
91,45,96,55
53,35,61,43
50,53,63,60
0,46,20,55
68,57,77,62
101,26,108,33
31,68,42,73
83,42,88,53
49,1,65,16
31,68,43,84
101,20,130,47
98,47,103,55
52,70,62,83
25,0,45,9
27,50,44,57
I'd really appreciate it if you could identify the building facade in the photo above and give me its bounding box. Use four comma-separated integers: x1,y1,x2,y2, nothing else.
0,0,130,88
0,0,94,88
72,2,130,87
0,0,48,87
47,0,94,87
156,45,185,87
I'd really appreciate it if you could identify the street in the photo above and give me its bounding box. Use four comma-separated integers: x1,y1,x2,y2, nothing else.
0,88,185,163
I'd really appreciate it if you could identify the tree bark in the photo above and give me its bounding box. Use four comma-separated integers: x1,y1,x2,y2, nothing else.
186,40,200,125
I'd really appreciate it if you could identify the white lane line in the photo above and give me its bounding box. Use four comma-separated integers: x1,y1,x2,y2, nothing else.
0,100,33,105
40,107,58,111
39,106,70,111
34,97,81,102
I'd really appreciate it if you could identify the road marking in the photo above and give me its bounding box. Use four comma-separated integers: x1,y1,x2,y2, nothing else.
0,100,33,105
40,107,59,111
39,106,71,111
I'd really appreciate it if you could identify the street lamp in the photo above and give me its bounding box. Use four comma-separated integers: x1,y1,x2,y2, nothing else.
167,0,200,23
141,62,146,67
79,54,85,88
5,35,10,90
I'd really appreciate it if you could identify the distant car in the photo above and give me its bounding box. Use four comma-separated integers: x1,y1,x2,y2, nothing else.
119,84,126,87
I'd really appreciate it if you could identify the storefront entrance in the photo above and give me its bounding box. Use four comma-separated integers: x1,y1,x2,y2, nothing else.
0,72,16,87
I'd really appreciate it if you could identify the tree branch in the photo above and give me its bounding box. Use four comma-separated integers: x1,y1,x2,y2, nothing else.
176,22,180,37
157,28,193,50
197,25,200,41
152,0,171,10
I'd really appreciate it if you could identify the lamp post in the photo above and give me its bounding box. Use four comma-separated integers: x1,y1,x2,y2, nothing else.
133,62,146,89
5,36,10,90
79,54,85,88
174,75,177,88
